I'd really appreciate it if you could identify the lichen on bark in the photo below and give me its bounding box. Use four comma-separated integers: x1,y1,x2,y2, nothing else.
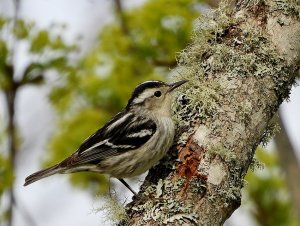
120,0,300,225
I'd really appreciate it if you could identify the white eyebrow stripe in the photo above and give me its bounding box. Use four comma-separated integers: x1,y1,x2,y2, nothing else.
139,81,160,86
127,129,153,138
132,88,156,104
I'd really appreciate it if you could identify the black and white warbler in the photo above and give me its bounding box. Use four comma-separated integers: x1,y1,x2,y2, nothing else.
24,80,187,194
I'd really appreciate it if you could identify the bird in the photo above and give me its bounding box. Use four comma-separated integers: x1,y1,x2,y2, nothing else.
24,80,187,195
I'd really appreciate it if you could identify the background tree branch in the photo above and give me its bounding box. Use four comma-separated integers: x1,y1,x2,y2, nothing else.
114,0,129,35
274,112,300,220
120,0,300,225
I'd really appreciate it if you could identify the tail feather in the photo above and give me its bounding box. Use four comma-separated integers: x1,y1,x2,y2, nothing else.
24,164,63,186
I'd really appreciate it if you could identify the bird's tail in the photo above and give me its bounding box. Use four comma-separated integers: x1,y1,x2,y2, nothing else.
24,164,63,186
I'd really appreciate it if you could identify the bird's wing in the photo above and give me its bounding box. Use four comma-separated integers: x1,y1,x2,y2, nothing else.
60,111,157,166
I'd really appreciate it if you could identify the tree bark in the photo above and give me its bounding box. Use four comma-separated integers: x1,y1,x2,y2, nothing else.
120,0,300,225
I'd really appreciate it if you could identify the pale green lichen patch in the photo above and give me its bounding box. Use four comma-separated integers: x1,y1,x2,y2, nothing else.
123,0,299,224
138,199,198,225
207,145,237,162
270,0,300,19
259,119,280,146
198,146,243,205
94,194,128,224
130,195,198,225
125,177,201,225
143,178,185,198
239,0,300,19
172,75,221,125
172,1,293,147
189,177,207,194
170,2,293,212
207,182,241,207
249,153,265,171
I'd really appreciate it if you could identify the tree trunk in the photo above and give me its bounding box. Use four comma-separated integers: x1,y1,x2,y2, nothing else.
5,86,17,226
274,112,300,219
120,0,300,225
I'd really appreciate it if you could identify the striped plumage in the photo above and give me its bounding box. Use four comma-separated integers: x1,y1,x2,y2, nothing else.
24,80,187,193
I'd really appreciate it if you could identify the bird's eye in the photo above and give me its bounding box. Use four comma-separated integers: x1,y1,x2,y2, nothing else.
154,91,161,97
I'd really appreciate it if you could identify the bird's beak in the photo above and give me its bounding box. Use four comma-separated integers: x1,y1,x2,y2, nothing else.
168,80,188,92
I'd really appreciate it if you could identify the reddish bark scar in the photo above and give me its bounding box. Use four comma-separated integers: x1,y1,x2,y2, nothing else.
176,136,207,195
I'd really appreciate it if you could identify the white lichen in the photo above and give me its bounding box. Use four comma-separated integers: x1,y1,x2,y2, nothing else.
193,125,210,146
207,160,226,185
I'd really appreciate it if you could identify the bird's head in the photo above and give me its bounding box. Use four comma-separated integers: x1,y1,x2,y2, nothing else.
126,80,187,116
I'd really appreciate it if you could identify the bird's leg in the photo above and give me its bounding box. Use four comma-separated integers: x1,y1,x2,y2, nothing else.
118,178,137,196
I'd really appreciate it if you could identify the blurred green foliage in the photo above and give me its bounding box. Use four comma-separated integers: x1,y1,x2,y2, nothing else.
0,16,76,223
0,117,13,223
0,18,76,90
245,148,299,226
0,155,13,198
46,0,202,195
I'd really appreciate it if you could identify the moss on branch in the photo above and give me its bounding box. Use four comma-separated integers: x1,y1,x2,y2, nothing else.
122,0,299,225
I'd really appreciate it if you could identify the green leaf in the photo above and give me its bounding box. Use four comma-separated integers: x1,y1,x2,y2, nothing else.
0,155,13,196
30,30,50,52
0,40,8,67
0,17,7,30
14,19,32,39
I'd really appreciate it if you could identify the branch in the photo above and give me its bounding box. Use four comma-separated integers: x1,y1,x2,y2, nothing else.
120,0,300,225
274,112,300,220
113,0,129,35
6,1,20,223
4,82,17,226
